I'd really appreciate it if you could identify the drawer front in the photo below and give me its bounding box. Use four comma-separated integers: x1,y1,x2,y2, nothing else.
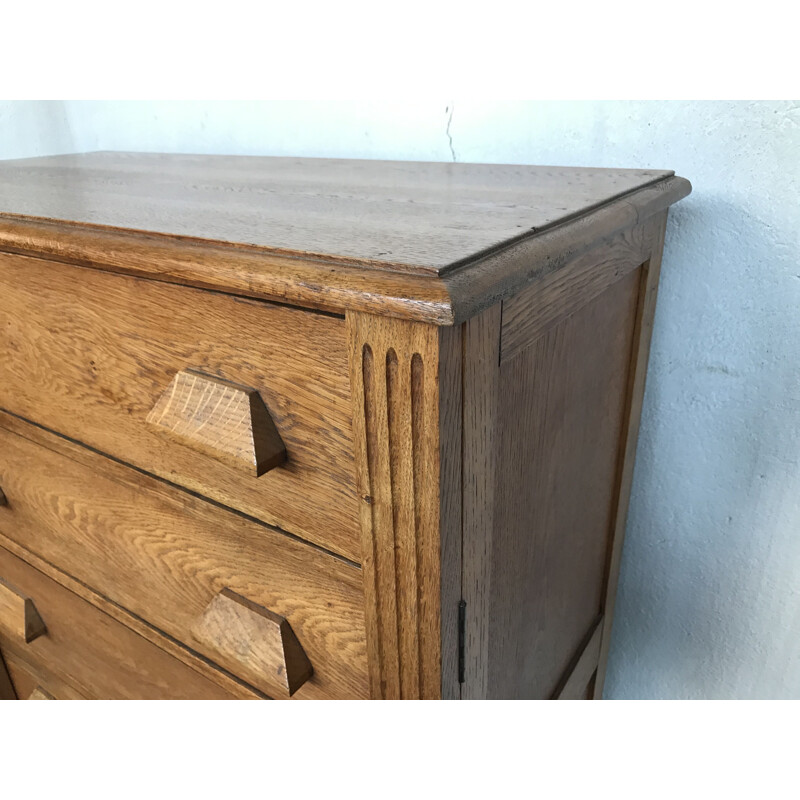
0,414,369,700
0,252,359,561
0,546,237,699
3,649,77,699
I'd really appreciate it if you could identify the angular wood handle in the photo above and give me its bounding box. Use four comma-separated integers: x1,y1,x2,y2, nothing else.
0,578,47,644
146,369,286,477
192,588,312,697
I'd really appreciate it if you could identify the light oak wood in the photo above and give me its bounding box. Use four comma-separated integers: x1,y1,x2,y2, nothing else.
3,649,85,699
147,369,286,477
0,528,261,699
593,212,669,699
0,155,690,700
0,252,359,560
553,616,603,700
0,546,238,700
0,154,691,325
0,577,47,643
0,648,16,699
193,588,313,697
0,414,368,700
347,313,461,699
27,686,55,700
0,152,677,274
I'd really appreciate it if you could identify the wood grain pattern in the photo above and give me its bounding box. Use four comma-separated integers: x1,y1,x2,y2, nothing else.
0,648,15,699
0,577,47,643
0,546,238,700
0,152,674,273
461,304,502,700
0,413,369,700
438,320,463,700
445,176,690,325
193,588,313,697
0,156,689,701
3,650,85,699
147,369,286,476
500,218,657,362
0,528,261,699
593,211,669,699
0,251,359,560
27,686,55,700
348,313,461,699
461,268,642,698
0,155,691,325
552,616,604,700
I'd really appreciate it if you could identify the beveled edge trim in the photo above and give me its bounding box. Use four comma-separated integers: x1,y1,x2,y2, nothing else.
0,176,690,326
445,176,691,324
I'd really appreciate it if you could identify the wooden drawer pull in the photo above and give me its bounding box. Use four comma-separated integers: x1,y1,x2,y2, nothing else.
0,578,47,643
146,369,286,477
192,588,312,697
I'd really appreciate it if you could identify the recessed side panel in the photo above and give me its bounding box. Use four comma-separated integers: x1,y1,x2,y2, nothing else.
486,266,641,699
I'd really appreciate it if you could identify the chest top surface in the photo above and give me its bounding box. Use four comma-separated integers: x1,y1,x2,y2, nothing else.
0,152,690,323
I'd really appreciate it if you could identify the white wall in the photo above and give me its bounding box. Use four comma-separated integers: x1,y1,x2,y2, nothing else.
2,100,798,698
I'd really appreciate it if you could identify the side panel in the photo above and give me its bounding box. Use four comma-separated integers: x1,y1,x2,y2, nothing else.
462,213,668,699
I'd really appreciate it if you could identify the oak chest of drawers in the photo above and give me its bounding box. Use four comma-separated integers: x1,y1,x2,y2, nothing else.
0,153,690,700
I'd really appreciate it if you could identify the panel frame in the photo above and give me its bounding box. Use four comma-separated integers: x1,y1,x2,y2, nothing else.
460,212,670,700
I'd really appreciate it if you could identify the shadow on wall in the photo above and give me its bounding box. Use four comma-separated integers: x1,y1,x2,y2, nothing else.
605,192,800,699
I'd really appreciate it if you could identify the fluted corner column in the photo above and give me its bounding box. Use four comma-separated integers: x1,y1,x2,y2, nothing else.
347,313,461,700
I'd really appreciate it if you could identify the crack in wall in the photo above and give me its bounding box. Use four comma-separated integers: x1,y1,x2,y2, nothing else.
445,104,457,162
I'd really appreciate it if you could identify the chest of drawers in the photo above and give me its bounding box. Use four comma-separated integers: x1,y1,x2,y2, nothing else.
0,153,690,699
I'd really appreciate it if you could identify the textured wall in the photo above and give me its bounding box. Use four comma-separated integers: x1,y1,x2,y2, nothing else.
2,100,798,698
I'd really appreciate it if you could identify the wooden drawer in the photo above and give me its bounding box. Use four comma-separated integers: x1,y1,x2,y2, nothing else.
0,251,359,561
2,648,80,700
0,412,369,699
0,546,237,699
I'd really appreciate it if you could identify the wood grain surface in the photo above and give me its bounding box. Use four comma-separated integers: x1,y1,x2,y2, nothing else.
27,686,55,700
0,251,359,560
0,527,261,699
3,650,89,699
0,152,672,273
348,313,461,698
0,414,369,700
500,217,657,362
0,648,15,699
147,369,287,477
461,304,502,700
3,654,34,699
0,546,238,700
192,588,313,697
0,577,47,643
461,266,643,698
0,155,691,325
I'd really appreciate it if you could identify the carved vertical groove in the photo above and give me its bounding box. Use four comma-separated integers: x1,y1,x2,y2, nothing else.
348,313,453,699
410,352,425,696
